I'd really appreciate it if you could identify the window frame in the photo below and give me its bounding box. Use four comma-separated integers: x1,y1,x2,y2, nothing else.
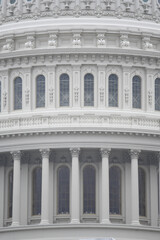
132,75,142,109
81,163,98,222
108,74,119,108
13,77,23,111
59,73,70,107
155,78,160,111
36,75,46,109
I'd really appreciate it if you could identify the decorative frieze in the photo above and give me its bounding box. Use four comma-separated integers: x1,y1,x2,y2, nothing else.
25,36,35,49
72,34,81,48
3,39,14,51
120,34,130,48
142,37,153,50
97,34,106,48
48,34,57,48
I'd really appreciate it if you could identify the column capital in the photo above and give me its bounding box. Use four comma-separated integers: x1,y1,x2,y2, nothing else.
70,148,80,158
11,151,21,160
130,149,141,159
100,148,111,158
40,149,50,158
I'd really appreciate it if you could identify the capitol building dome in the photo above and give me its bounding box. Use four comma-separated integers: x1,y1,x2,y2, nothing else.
0,0,160,240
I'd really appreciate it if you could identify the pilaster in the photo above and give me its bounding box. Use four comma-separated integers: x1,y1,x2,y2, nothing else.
130,149,141,225
150,164,158,227
98,66,106,109
47,66,56,109
123,67,131,110
1,70,9,114
146,69,154,112
0,158,5,227
11,151,21,227
100,148,111,224
70,148,80,224
72,65,81,108
125,161,131,224
40,148,50,225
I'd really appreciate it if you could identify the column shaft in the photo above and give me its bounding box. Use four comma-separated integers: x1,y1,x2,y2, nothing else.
100,148,111,224
40,149,50,225
70,148,80,224
0,163,5,227
11,151,21,227
158,154,160,226
130,150,140,225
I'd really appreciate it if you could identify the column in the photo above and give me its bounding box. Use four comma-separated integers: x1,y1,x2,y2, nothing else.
70,148,80,224
100,148,111,224
20,158,29,225
130,150,140,225
11,151,21,227
40,149,50,225
0,159,5,227
150,164,158,227
125,161,131,224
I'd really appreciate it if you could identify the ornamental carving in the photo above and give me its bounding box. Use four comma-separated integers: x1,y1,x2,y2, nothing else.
42,0,52,11
120,34,130,48
49,88,54,103
11,151,21,160
97,34,106,48
3,39,14,51
104,0,114,10
142,37,153,50
130,150,141,159
48,34,57,48
122,0,133,12
40,149,50,158
25,36,35,49
3,91,7,108
74,87,79,102
24,0,35,12
148,90,152,105
100,148,111,158
70,148,80,157
124,89,129,103
72,34,81,47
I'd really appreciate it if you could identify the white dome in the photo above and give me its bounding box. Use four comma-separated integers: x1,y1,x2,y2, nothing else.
0,1,160,240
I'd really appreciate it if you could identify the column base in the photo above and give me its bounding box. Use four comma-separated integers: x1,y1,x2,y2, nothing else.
71,219,80,224
40,220,50,225
101,219,111,224
11,222,19,227
131,220,140,225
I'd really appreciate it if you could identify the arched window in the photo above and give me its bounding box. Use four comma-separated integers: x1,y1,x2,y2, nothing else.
155,78,160,111
60,74,69,107
83,165,96,214
8,170,13,218
109,166,121,215
10,0,16,3
108,74,118,107
57,166,70,214
139,168,146,217
132,76,141,109
36,75,45,108
0,82,1,112
14,77,22,110
84,73,94,106
32,167,42,216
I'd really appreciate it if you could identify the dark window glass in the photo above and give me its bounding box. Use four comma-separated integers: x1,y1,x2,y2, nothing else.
109,166,121,215
139,168,146,217
10,0,16,4
132,76,141,109
8,170,13,218
32,167,42,216
36,75,45,108
83,165,96,214
57,166,70,214
155,78,160,111
60,74,69,107
108,74,118,107
14,77,22,110
84,74,94,106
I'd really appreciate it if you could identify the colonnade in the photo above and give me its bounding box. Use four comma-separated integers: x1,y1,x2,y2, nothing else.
0,147,160,228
